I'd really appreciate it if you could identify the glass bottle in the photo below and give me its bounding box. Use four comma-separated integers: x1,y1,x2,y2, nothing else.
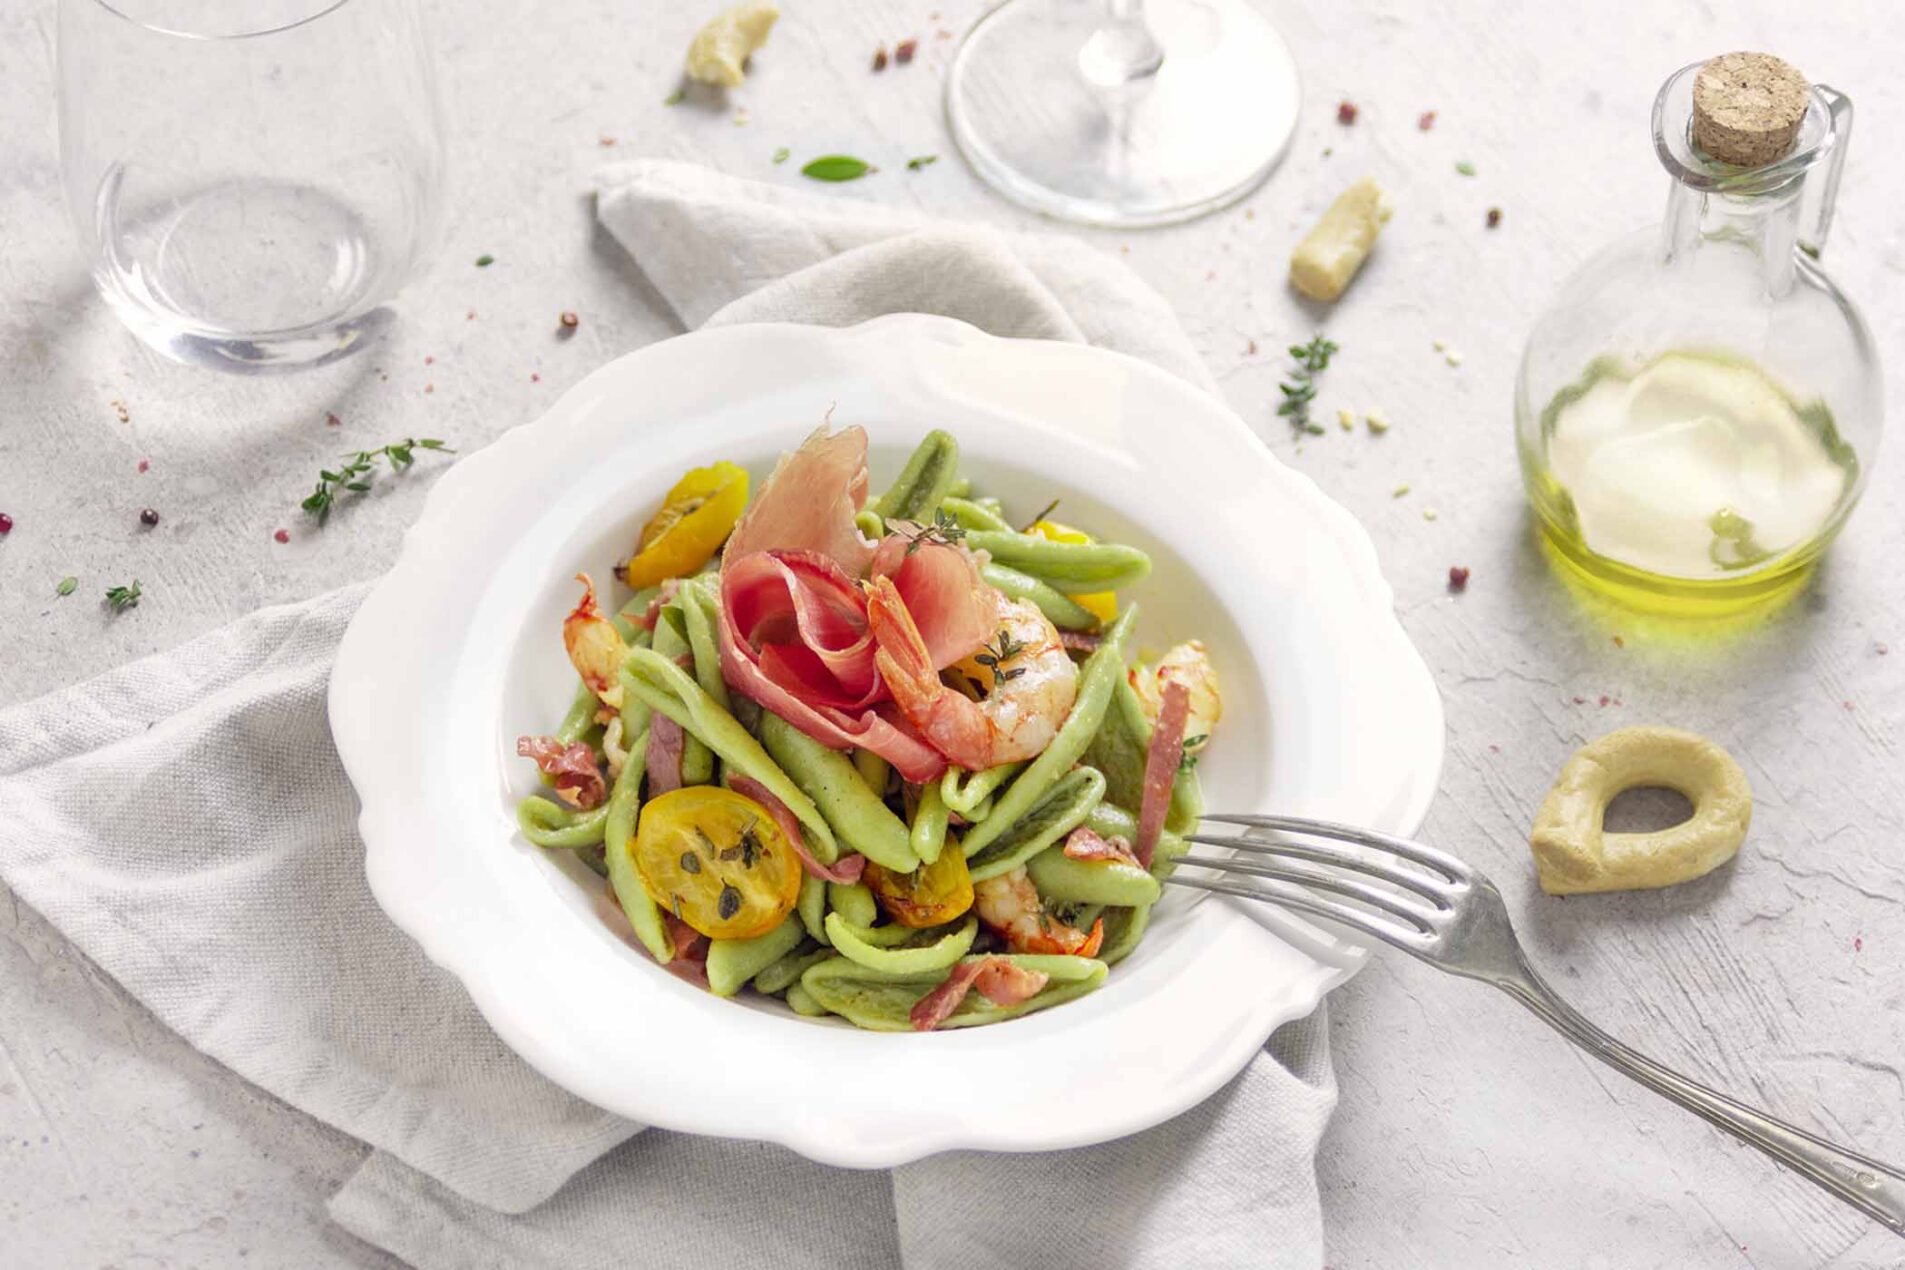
1516,57,1880,615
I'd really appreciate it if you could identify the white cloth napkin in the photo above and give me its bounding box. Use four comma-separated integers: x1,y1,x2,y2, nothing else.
0,159,1335,1269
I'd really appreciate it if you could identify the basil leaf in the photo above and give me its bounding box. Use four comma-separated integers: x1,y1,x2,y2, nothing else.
801,155,872,182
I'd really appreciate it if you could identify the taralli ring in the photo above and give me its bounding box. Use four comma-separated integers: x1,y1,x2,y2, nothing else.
1529,726,1752,895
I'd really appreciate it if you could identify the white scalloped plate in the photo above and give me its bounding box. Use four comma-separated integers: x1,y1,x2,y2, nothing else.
330,315,1443,1168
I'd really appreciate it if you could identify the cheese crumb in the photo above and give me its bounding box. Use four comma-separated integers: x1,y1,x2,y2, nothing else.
1366,408,1391,434
1444,350,1464,367
1423,507,1439,521
1338,408,1356,431
1432,339,1447,352
1289,177,1393,302
685,2,780,88
1392,482,1411,498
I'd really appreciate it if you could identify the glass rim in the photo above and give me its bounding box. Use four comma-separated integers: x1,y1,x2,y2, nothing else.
84,0,358,42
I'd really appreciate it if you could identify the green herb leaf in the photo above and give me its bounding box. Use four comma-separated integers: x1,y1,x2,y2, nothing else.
664,87,685,106
301,438,453,525
1277,335,1338,435
905,155,938,171
772,146,791,164
104,580,142,612
55,575,77,597
475,254,495,267
801,155,873,182
1454,160,1477,177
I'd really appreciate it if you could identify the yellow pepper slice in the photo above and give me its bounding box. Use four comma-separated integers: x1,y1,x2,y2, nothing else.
620,461,750,589
1028,519,1118,623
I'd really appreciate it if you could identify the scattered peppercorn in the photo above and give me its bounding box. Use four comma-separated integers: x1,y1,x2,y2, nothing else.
0,512,12,534
274,528,291,543
895,38,918,64
559,310,580,332
137,459,150,473
1336,100,1357,125
326,412,342,427
1417,110,1437,130
1486,207,1502,229
1448,567,1470,592
139,507,160,527
872,45,888,71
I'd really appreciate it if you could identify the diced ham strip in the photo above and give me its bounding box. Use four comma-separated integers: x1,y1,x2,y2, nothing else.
646,714,685,796
658,913,710,988
1058,630,1102,654
724,426,877,576
1134,679,1190,869
726,773,866,884
1062,825,1142,868
516,735,607,809
909,957,1051,1031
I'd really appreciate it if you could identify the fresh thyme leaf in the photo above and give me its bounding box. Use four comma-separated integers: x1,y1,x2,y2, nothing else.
475,254,494,267
55,576,77,597
1021,498,1060,531
1278,336,1338,435
905,155,938,171
890,507,968,556
717,883,742,920
772,146,791,164
1454,160,1477,177
302,438,453,524
801,154,873,182
977,628,1029,683
1178,733,1208,774
664,87,685,106
104,580,142,612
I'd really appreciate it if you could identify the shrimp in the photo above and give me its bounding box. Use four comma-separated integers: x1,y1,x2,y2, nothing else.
866,577,1078,770
1130,639,1222,755
564,572,627,708
973,866,1104,957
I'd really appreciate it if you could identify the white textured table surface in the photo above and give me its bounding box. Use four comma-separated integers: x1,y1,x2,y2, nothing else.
3,1,1903,1266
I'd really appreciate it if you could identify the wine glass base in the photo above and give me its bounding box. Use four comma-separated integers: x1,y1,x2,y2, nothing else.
946,0,1302,228
102,298,397,375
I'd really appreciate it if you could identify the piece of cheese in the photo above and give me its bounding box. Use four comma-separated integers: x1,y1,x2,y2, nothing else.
1289,177,1392,302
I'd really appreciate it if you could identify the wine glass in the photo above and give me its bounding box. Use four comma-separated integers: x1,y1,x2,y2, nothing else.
945,0,1301,228
56,0,446,373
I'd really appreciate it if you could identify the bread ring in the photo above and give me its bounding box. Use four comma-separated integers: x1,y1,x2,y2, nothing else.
1530,726,1751,895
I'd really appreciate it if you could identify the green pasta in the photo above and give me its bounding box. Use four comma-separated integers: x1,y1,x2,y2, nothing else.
707,915,807,997
785,981,829,1016
679,577,732,713
650,597,714,785
620,647,840,860
753,944,833,996
940,495,1013,533
799,953,1107,1032
965,765,1106,882
940,761,1022,820
824,913,977,975
980,562,1100,632
958,607,1136,859
871,430,961,521
827,881,879,928
909,778,951,865
553,679,601,745
601,727,673,964
851,747,889,798
961,530,1151,592
1025,846,1162,907
798,872,830,945
517,797,608,848
758,713,918,871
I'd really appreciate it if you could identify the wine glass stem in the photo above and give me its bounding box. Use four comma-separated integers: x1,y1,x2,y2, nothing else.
1079,0,1163,88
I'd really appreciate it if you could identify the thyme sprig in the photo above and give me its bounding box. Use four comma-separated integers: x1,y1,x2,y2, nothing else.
973,628,1029,683
1277,336,1338,435
302,438,451,524
104,580,142,612
890,508,967,556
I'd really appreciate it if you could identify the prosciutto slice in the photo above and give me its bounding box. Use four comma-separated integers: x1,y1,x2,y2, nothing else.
1062,825,1143,868
657,913,711,988
1135,679,1191,869
516,735,607,809
868,533,993,671
726,773,866,884
724,426,877,575
645,714,685,797
908,957,1051,1032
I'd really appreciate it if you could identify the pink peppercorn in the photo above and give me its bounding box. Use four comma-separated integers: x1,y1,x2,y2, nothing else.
274,529,290,544
0,512,12,534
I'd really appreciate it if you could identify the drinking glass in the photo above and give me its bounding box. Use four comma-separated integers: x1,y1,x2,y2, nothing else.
57,0,446,372
945,0,1300,227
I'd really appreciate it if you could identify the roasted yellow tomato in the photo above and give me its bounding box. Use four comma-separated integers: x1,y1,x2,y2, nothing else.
864,844,974,929
620,461,750,589
634,786,801,939
1028,519,1117,623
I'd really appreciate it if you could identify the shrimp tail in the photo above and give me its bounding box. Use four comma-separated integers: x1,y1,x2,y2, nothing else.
866,575,937,705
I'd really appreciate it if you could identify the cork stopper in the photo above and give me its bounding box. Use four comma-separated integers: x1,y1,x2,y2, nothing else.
1692,52,1810,167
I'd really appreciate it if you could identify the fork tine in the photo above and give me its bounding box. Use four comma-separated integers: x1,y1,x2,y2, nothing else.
1165,874,1431,953
1184,833,1458,904
1176,852,1443,930
1200,812,1472,882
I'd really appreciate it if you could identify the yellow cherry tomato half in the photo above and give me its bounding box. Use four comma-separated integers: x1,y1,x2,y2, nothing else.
864,843,975,929
620,461,750,589
634,786,801,939
1028,519,1118,623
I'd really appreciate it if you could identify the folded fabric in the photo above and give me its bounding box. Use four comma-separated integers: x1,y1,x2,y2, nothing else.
0,159,1335,1269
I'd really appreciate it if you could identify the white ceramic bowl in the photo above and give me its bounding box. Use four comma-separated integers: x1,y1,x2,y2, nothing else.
330,316,1443,1167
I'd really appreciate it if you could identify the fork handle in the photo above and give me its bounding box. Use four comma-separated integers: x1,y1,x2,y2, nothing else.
1498,963,1905,1236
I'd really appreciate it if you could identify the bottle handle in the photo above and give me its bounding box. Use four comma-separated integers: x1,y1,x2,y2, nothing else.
1800,85,1853,259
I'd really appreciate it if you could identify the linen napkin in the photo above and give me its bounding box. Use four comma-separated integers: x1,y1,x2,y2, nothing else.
0,159,1336,1269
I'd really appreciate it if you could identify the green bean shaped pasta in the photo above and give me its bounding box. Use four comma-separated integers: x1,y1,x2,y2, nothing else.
753,944,833,996
940,761,1022,820
1087,669,1205,835
517,797,608,848
649,598,714,785
909,778,951,865
851,748,889,798
758,713,918,871
553,679,601,745
824,913,977,975
965,765,1106,882
958,607,1136,859
620,647,840,861
940,496,1012,533
1086,802,1190,876
679,577,732,714
1025,845,1162,907
871,429,960,521
798,872,830,945
785,981,829,1016
827,881,879,928
942,476,972,500
1093,904,1150,967
854,508,884,540
600,728,674,964
706,915,806,997
980,562,1100,632
799,953,1107,1032
961,530,1151,593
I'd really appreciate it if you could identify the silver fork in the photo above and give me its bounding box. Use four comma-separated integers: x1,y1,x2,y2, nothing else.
1170,812,1905,1236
